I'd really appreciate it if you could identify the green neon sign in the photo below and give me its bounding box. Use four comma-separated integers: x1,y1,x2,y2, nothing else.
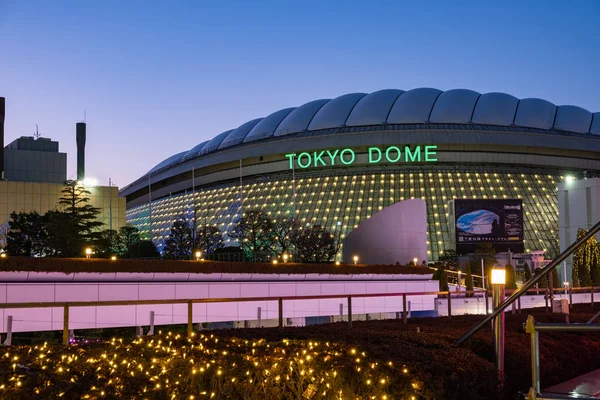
285,145,437,169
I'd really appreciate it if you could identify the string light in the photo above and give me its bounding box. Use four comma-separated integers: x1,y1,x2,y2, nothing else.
0,333,421,398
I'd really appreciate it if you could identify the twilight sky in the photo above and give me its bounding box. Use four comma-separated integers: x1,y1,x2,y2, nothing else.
1,0,599,188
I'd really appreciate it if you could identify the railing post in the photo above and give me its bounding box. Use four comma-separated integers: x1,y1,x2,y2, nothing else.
187,300,193,337
569,288,573,310
518,297,521,314
544,289,549,313
147,311,155,336
257,307,262,328
447,292,452,318
402,293,407,324
347,296,352,328
591,287,595,307
485,290,490,315
3,315,12,346
525,316,540,395
63,304,70,346
278,298,283,329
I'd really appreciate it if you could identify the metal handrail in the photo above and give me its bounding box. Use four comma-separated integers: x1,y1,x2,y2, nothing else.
456,219,600,345
525,315,600,399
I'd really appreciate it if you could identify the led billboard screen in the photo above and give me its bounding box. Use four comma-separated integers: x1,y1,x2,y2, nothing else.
454,199,524,254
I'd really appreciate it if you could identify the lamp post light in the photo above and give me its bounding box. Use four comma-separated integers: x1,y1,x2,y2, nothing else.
272,259,278,265
335,261,340,266
85,247,92,260
353,255,359,265
491,263,506,376
110,255,117,261
283,253,289,263
0,252,7,259
413,257,418,265
195,251,202,261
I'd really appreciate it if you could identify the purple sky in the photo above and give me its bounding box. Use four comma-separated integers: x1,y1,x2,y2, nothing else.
1,0,599,188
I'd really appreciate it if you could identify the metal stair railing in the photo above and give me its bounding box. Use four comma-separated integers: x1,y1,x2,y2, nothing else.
525,315,600,400
456,219,600,345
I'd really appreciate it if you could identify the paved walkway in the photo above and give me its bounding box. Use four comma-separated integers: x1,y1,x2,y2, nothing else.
544,369,600,398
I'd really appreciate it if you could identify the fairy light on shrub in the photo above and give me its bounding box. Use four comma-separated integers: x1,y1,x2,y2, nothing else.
0,333,422,398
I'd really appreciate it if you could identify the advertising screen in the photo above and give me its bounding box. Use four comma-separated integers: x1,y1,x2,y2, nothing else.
454,199,524,254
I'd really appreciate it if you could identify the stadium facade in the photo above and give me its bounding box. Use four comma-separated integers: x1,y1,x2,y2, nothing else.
121,88,600,260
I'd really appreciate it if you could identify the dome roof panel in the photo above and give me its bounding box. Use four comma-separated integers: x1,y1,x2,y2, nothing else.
307,93,367,131
218,118,263,150
387,88,442,124
147,151,187,175
429,89,480,124
182,140,209,162
514,98,556,130
471,92,518,126
275,99,330,136
554,105,593,134
345,89,405,127
591,113,600,135
244,108,296,143
199,129,234,155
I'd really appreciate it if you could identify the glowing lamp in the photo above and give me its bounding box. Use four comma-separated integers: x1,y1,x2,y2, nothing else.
565,176,575,184
110,255,117,261
413,257,418,264
283,253,289,263
195,251,202,261
0,252,6,258
272,259,278,265
353,255,359,265
491,264,506,285
335,261,340,266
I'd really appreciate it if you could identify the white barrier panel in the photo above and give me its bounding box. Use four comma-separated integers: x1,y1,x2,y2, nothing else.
0,280,438,333
436,292,589,317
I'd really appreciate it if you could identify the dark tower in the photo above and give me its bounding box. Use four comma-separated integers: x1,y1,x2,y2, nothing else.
0,97,5,179
76,122,86,180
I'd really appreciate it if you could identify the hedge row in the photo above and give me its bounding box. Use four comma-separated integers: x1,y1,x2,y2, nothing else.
211,304,600,399
0,256,433,275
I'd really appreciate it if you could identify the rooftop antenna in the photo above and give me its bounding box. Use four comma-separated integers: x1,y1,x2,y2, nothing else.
34,124,40,140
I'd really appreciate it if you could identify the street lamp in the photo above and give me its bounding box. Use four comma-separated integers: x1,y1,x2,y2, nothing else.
353,255,359,265
85,247,92,260
491,263,506,377
195,250,202,261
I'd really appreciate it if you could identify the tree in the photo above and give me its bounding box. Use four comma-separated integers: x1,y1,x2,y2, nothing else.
433,262,449,291
6,211,47,256
228,210,274,262
523,262,532,282
271,217,298,257
291,225,338,263
551,268,561,289
465,261,474,297
95,229,120,258
44,210,82,257
572,228,598,287
505,264,517,290
163,216,193,260
58,180,104,248
129,240,160,258
194,225,223,255
439,249,459,270
118,225,142,257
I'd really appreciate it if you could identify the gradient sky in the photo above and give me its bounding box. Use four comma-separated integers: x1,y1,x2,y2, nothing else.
1,0,599,188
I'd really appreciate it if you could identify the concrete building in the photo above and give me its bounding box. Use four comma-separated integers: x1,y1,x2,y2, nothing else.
558,177,600,282
0,181,126,236
4,136,67,183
